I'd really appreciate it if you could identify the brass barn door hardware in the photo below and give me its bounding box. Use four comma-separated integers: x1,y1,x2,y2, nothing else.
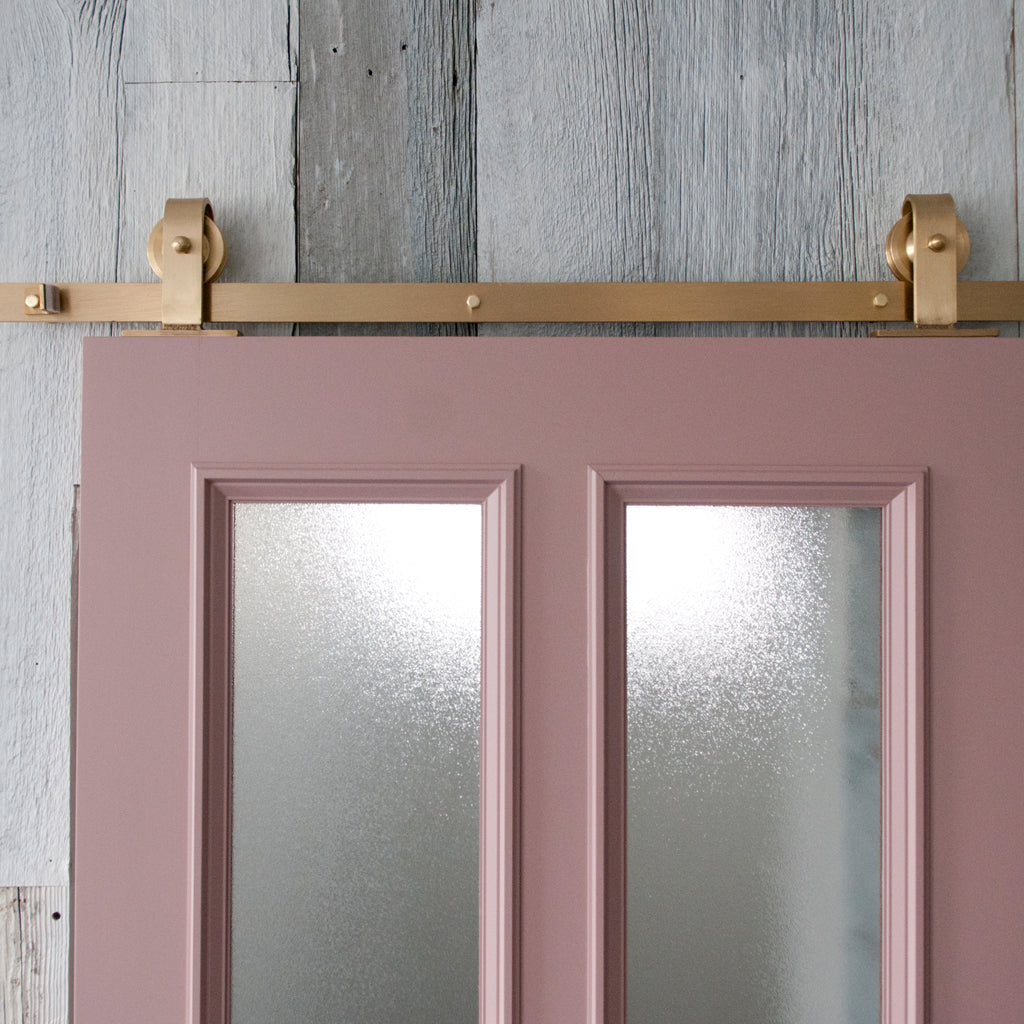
125,198,237,336
876,194,997,337
0,194,1018,332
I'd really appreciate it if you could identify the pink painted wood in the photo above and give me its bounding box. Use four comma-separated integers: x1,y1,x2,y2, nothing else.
76,335,1024,1024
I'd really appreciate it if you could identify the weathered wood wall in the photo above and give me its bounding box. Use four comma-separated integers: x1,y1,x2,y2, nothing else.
0,0,1019,1019
1,889,68,1024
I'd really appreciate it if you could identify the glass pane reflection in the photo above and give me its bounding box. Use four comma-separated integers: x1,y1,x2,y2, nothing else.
231,503,482,1024
627,506,881,1024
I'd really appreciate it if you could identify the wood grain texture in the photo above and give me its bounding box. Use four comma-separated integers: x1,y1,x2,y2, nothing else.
1,889,20,1023
0,0,125,886
476,0,656,335
1,888,69,1024
858,0,1018,336
296,0,475,334
476,0,1018,337
122,0,298,84
477,1,655,285
117,83,297,335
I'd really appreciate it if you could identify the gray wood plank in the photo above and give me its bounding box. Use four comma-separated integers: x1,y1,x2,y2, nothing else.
650,0,875,337
477,0,1018,337
856,0,1017,335
296,0,475,334
476,0,656,336
1,889,23,1023
1,889,69,1024
22,887,68,1024
118,83,297,335
0,0,124,887
123,0,297,84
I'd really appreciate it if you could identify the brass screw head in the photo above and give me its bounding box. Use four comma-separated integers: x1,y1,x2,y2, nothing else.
873,293,889,308
466,294,481,310
927,234,947,253
171,235,192,254
24,293,40,309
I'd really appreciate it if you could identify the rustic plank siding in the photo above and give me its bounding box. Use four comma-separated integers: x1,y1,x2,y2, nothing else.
121,0,297,335
651,0,868,332
1,888,69,1024
857,0,1018,336
122,0,298,84
117,82,297,336
297,0,475,334
0,0,125,887
477,0,1017,336
1,889,20,1023
476,0,657,335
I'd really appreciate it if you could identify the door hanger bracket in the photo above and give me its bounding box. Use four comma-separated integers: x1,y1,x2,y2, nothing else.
876,193,998,337
125,198,238,336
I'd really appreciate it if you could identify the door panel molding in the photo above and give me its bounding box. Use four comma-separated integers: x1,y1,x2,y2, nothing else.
587,466,926,1024
190,464,520,1024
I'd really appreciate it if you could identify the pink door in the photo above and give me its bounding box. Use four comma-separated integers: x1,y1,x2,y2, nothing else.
75,335,1024,1024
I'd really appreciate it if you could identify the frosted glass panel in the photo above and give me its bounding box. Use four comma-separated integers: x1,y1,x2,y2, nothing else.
627,506,881,1024
231,503,482,1024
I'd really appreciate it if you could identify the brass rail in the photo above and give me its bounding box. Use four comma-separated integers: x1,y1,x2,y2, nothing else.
2,195,1019,330
3,280,1024,325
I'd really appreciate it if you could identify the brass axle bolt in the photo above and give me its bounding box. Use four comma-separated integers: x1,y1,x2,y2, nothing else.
927,234,948,253
171,235,192,254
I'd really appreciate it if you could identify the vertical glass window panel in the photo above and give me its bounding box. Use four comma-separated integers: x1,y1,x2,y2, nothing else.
626,506,881,1024
231,503,482,1024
